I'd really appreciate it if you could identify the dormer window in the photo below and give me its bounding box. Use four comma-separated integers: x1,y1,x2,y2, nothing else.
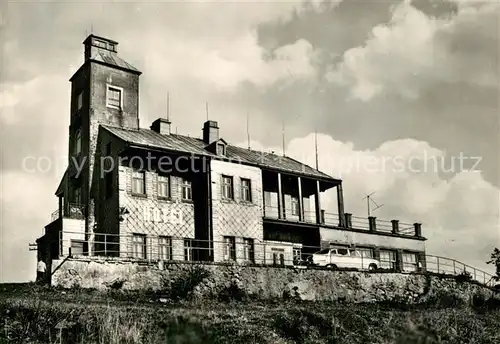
217,142,226,156
106,85,123,109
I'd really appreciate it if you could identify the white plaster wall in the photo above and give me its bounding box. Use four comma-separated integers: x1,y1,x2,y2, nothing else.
210,160,264,263
61,218,86,256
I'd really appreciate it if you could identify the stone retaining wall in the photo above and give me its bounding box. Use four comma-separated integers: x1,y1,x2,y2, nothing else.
51,258,496,303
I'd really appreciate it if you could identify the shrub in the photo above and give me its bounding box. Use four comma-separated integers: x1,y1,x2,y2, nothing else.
454,271,473,283
168,266,210,300
218,281,247,302
423,289,466,308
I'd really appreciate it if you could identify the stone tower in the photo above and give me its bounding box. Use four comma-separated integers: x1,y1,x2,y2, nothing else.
65,34,141,253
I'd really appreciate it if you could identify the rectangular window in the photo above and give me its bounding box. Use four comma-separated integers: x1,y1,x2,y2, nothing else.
132,170,145,195
95,39,107,48
293,247,302,265
357,248,374,259
291,196,300,216
380,250,397,270
402,252,418,272
74,130,82,155
74,186,81,205
271,248,285,266
241,178,252,202
158,174,170,198
158,236,172,261
106,85,122,109
243,238,254,262
222,175,233,200
223,236,236,261
181,179,192,201
77,92,83,110
184,239,193,261
216,143,225,155
132,234,146,259
104,171,113,199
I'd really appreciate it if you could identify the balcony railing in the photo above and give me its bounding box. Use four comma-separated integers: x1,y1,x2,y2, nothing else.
50,209,60,222
49,204,86,222
263,206,419,237
65,203,86,220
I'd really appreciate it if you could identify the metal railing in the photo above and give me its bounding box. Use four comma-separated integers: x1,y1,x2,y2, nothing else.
50,209,60,222
425,255,496,286
50,204,85,222
263,206,418,237
54,231,496,287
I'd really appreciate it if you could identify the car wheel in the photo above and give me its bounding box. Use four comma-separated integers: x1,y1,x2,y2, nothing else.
368,263,377,271
326,264,338,270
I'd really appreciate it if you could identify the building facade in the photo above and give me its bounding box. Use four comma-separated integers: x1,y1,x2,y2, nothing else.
37,35,427,274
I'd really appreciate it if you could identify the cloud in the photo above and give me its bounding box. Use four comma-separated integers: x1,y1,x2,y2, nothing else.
326,1,499,101
283,133,499,271
141,32,317,91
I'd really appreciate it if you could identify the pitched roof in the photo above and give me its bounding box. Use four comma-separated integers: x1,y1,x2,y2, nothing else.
103,125,339,182
91,51,141,74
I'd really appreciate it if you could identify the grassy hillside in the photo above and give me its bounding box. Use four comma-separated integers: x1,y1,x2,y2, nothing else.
1,283,499,344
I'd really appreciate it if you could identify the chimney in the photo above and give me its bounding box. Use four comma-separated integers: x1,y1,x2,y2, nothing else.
83,34,119,61
203,120,219,144
150,118,171,135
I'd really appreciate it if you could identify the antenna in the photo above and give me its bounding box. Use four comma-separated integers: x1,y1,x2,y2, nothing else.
246,110,251,150
176,126,178,135
205,102,209,121
282,121,286,156
314,128,319,170
166,92,170,121
362,192,384,217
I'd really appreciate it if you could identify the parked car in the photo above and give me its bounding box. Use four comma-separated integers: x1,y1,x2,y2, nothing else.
309,248,380,271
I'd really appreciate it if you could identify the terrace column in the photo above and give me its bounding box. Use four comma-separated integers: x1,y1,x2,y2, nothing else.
337,183,346,227
297,176,304,221
391,220,399,234
344,213,352,228
315,180,322,224
368,216,377,232
277,172,284,219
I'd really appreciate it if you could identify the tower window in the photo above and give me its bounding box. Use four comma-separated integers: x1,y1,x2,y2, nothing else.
106,85,123,109
77,91,83,110
74,130,82,155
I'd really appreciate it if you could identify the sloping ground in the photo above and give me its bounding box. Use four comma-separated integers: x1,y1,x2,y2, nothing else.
1,283,500,344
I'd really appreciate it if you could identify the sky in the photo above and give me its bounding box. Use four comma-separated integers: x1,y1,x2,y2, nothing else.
0,0,499,282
